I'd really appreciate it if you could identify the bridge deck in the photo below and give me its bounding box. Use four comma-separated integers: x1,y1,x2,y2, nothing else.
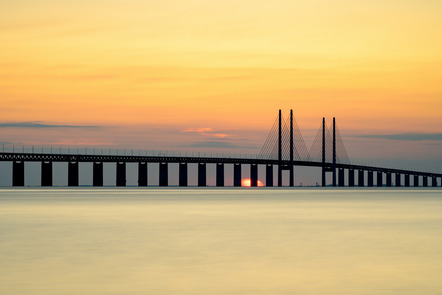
1,152,441,178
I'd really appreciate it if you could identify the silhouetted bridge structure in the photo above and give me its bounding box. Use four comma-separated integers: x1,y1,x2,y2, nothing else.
1,110,441,187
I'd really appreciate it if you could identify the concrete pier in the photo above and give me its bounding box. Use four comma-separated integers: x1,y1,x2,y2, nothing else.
234,163,241,187
68,162,79,187
159,163,168,187
358,170,364,187
386,172,392,187
348,169,355,187
423,176,428,187
266,164,273,187
338,168,345,187
251,164,258,187
179,163,187,187
116,162,126,187
138,162,148,187
216,163,224,187
405,174,410,187
394,173,401,187
198,163,206,187
93,162,103,186
377,171,383,187
13,161,25,187
41,161,52,187
367,171,374,187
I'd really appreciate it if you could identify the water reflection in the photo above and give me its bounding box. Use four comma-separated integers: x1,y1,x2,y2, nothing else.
1,189,441,294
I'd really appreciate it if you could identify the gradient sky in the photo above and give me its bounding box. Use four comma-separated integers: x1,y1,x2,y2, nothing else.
1,0,441,173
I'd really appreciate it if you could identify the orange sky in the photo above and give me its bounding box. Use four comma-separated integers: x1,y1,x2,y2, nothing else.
1,0,441,170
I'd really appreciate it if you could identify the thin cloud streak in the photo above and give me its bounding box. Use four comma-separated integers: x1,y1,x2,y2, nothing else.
182,127,230,138
357,133,442,141
189,140,260,149
0,122,100,129
182,127,214,133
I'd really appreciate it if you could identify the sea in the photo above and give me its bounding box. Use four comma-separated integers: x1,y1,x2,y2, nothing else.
1,188,441,295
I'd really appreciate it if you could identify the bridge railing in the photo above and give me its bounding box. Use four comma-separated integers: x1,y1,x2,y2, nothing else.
1,144,261,159
1,144,440,176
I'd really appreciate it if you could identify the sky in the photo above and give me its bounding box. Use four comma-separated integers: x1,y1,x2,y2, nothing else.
1,0,442,182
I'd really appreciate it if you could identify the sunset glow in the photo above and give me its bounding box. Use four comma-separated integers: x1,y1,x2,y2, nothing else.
241,179,265,187
0,0,441,173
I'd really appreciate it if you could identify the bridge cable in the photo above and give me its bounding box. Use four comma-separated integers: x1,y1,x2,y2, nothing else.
258,115,279,159
335,122,350,164
292,115,311,161
308,123,324,162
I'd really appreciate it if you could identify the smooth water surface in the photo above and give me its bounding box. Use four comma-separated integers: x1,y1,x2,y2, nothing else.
1,188,441,295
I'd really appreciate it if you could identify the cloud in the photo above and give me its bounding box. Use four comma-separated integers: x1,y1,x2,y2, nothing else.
189,140,260,149
189,141,239,149
0,122,100,129
182,128,214,133
182,127,230,138
212,133,229,138
358,133,442,141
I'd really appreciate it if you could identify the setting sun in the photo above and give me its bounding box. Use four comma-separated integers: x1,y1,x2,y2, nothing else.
241,178,265,187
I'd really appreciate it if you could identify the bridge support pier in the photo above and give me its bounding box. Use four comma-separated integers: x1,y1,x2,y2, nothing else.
358,170,364,187
332,118,337,187
278,109,282,187
322,118,326,187
414,175,419,187
289,166,294,187
289,110,294,187
377,171,383,187
216,163,224,187
405,174,410,187
198,163,206,187
348,169,355,187
159,163,168,187
338,168,345,187
116,162,126,187
432,176,437,187
179,163,187,187
266,164,273,187
68,162,79,187
423,176,428,187
278,165,282,187
386,172,392,187
138,163,148,187
41,161,53,187
13,161,25,186
395,173,401,187
93,162,103,186
368,171,374,187
251,164,258,187
234,164,241,187
321,167,326,187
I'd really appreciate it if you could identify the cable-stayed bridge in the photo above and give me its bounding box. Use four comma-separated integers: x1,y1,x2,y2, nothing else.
1,110,441,187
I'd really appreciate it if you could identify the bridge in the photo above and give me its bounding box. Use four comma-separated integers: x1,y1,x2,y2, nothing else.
1,110,441,187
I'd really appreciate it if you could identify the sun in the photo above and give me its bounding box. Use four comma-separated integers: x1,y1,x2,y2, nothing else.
241,178,265,187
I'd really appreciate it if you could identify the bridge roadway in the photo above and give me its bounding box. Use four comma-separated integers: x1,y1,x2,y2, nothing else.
1,151,441,187
1,152,441,177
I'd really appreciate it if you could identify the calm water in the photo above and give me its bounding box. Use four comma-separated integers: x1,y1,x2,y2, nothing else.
1,188,441,295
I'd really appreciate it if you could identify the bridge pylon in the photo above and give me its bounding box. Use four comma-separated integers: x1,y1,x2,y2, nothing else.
277,109,295,186
1,110,442,187
261,109,303,186
321,117,337,187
